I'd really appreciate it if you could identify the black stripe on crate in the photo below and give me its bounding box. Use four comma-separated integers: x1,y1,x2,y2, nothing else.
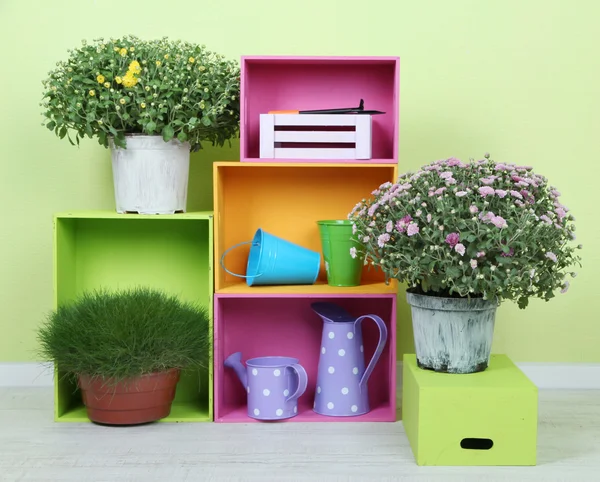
274,125,356,132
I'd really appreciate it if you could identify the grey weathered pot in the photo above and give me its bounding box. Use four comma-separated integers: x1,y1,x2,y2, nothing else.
406,290,498,374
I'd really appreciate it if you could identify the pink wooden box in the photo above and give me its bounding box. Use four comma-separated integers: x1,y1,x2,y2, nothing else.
214,294,397,423
241,56,400,164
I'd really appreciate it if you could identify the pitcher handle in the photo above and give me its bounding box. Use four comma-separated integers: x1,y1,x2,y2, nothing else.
355,315,388,391
285,364,308,402
220,241,263,279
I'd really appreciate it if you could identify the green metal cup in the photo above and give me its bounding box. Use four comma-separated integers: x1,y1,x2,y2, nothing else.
317,220,364,287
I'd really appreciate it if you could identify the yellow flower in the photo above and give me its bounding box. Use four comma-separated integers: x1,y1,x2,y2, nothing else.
129,46,135,52
103,82,110,88
188,57,195,63
198,65,206,71
155,60,161,67
119,98,126,105
115,76,122,84
140,103,146,109
164,54,169,60
96,74,105,84
89,90,95,96
114,47,119,52
121,72,138,88
128,60,141,74
119,48,127,57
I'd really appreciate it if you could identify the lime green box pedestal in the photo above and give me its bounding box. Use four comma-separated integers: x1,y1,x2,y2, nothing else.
402,354,537,466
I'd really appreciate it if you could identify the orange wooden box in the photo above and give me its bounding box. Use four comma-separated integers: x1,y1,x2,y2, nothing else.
213,162,398,294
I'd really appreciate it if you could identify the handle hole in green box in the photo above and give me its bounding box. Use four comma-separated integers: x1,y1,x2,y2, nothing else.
460,438,494,450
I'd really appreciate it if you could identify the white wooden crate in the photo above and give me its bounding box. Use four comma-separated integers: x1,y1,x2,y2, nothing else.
259,114,372,160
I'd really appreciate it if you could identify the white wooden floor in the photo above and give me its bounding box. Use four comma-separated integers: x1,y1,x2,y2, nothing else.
0,388,599,481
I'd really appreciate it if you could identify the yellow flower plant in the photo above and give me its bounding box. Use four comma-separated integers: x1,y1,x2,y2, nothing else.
41,35,240,150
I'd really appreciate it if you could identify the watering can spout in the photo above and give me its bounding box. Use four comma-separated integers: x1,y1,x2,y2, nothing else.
224,352,248,388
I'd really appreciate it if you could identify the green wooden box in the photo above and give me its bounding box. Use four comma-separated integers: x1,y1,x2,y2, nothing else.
53,211,214,422
402,353,538,466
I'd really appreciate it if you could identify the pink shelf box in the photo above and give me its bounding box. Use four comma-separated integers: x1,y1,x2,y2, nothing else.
214,294,397,423
260,113,372,160
241,56,400,164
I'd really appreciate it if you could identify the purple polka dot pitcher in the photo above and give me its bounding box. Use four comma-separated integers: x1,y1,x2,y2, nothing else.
311,302,388,417
224,352,308,421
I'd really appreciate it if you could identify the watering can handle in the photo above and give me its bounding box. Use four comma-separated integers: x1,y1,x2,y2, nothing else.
285,364,308,402
355,315,388,391
220,241,263,279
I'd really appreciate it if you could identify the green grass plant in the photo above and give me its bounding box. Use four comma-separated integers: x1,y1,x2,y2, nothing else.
38,287,210,384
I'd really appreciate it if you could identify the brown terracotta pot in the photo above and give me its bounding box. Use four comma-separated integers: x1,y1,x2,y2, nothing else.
78,369,180,425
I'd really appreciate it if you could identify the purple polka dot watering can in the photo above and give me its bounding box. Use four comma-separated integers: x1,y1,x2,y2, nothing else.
224,352,308,421
311,302,388,417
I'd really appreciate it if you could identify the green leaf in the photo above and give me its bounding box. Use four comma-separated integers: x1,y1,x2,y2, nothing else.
201,116,212,126
59,126,67,139
146,121,157,134
46,121,56,131
177,131,188,142
189,117,198,124
466,234,477,242
162,124,175,142
517,296,529,309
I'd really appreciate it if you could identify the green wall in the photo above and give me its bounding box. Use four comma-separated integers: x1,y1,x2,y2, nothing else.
1,0,598,362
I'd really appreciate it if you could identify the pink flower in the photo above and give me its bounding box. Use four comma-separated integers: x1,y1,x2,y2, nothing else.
455,243,466,256
470,259,478,269
415,209,422,217
445,232,460,248
377,233,390,248
426,213,432,223
386,221,393,233
510,190,523,199
407,223,420,236
478,186,495,197
514,200,525,207
480,178,495,185
561,281,570,294
479,211,496,223
500,247,514,257
556,207,567,222
476,251,486,258
495,163,509,171
551,189,561,198
545,252,558,263
495,189,507,198
445,178,457,185
352,223,357,234
511,175,526,183
456,191,468,197
362,236,370,242
446,157,464,167
371,189,381,196
440,171,453,179
540,215,552,225
367,203,380,216
395,215,413,233
469,205,479,214
350,247,357,258
491,216,508,228
434,187,447,196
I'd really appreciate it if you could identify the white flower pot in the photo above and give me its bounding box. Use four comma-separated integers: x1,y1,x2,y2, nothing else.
406,290,498,374
110,135,191,214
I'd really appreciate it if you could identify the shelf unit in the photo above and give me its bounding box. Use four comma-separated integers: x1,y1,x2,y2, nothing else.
213,55,400,423
53,211,214,423
214,294,397,423
240,56,400,164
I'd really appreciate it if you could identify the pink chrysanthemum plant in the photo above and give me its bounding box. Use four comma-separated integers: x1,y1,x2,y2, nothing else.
348,154,582,309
